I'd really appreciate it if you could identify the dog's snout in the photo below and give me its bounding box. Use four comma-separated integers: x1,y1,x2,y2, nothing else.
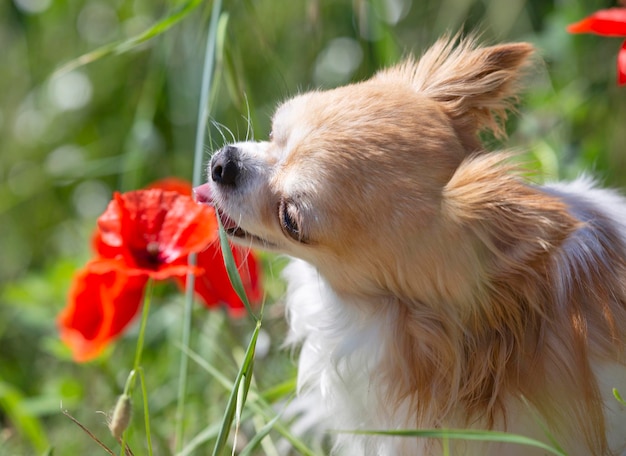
211,145,240,187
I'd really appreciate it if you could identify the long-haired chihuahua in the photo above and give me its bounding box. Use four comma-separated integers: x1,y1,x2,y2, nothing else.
195,35,626,455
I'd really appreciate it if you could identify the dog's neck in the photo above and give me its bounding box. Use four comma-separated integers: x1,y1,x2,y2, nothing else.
318,222,486,314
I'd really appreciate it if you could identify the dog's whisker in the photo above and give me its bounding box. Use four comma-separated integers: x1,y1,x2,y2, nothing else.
210,120,228,147
242,92,254,142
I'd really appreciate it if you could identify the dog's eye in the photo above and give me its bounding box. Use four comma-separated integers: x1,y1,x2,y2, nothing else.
278,199,304,242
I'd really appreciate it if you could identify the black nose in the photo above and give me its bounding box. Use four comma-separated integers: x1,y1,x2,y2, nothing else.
211,145,239,186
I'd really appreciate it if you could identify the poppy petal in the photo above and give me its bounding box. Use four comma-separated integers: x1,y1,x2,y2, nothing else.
567,8,626,36
175,241,262,317
92,229,119,258
99,190,169,254
143,179,219,261
145,262,205,281
87,251,204,280
97,192,126,248
157,194,218,262
96,189,218,275
619,40,626,85
57,266,148,362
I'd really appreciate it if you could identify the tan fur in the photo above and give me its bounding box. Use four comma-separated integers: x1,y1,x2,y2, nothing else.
204,35,626,455
376,35,534,149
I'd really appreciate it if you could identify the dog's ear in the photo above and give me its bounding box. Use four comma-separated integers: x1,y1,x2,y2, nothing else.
377,35,534,140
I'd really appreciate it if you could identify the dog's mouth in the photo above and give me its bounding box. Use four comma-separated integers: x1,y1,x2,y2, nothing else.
216,210,250,240
193,183,274,247
193,183,247,237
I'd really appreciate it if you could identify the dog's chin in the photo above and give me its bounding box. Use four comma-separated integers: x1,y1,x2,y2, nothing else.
215,208,280,250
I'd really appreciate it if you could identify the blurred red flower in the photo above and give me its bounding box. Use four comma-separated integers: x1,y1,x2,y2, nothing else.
58,268,148,362
94,188,216,280
57,178,262,361
567,7,626,85
147,178,263,313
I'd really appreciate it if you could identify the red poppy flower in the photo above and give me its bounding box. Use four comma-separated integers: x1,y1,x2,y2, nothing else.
57,179,263,361
58,267,148,362
147,178,263,313
96,189,217,279
567,7,626,85
146,177,194,195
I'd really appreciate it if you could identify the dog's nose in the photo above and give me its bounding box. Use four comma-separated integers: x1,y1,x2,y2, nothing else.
211,145,239,186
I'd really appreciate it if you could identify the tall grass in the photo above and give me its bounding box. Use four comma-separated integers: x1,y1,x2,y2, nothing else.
176,0,225,451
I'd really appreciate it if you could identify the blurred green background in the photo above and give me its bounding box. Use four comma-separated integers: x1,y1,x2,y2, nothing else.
1,0,625,454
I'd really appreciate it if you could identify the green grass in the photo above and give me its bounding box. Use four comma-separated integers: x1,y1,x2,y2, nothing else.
1,0,625,455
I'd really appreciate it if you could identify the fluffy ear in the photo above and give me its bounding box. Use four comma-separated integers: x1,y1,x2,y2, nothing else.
377,35,534,140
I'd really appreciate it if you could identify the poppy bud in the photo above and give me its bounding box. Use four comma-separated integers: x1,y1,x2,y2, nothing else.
109,394,132,439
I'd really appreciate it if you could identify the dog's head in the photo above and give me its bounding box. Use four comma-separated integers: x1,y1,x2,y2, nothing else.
196,36,534,297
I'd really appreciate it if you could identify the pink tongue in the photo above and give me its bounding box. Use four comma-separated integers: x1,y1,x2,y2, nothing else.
192,183,239,231
193,183,213,204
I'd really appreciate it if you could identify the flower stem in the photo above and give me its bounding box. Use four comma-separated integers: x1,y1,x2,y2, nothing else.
119,278,154,456
174,258,197,451
133,278,154,376
137,367,154,456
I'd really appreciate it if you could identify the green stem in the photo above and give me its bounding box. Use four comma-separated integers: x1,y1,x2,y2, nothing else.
191,0,222,189
132,279,154,377
138,367,154,456
119,278,154,456
174,257,197,452
121,370,136,398
175,0,223,451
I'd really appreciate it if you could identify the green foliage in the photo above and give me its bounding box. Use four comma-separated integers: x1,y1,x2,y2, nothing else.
0,380,50,453
343,429,567,456
1,0,625,455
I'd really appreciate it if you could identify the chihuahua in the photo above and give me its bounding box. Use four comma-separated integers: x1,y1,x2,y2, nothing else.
195,36,626,455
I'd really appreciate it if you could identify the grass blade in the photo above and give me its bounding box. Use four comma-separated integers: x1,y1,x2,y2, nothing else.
211,320,261,456
192,4,226,188
178,345,316,456
177,421,223,456
177,376,315,456
238,413,282,456
62,409,115,456
136,368,153,456
0,380,50,453
216,217,258,321
176,0,225,451
231,373,246,456
341,428,567,456
613,388,626,406
54,0,204,76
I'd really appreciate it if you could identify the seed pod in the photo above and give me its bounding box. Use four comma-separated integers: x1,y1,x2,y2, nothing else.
109,394,132,439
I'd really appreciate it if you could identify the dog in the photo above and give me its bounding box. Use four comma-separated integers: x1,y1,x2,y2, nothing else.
195,35,626,455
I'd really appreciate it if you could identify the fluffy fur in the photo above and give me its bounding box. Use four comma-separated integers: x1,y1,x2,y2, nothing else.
198,35,626,455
